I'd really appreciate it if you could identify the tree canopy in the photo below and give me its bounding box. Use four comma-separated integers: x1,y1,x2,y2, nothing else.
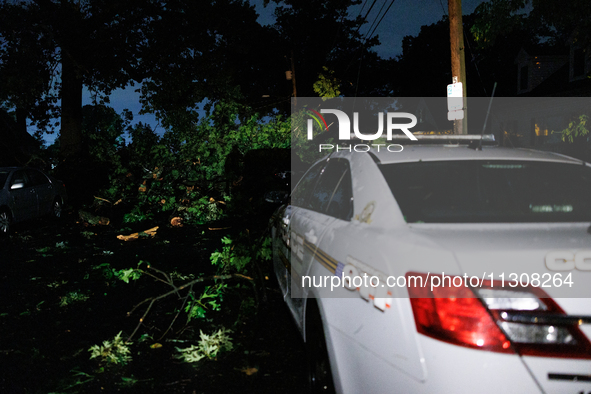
0,0,392,161
471,0,590,47
5,0,577,166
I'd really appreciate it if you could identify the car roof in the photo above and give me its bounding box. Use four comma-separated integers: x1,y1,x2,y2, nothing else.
369,145,586,165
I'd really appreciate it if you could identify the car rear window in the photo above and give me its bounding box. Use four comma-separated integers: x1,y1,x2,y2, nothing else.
379,160,591,223
0,172,8,189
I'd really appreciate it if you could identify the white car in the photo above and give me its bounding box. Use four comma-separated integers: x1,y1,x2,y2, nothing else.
270,136,591,394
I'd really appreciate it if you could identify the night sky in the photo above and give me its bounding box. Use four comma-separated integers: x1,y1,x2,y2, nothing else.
62,0,488,146
251,0,487,59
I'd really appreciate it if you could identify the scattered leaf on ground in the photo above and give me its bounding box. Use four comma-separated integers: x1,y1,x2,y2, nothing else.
78,210,110,226
240,367,258,376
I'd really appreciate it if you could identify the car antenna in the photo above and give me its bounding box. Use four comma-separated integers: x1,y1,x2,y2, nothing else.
478,82,497,151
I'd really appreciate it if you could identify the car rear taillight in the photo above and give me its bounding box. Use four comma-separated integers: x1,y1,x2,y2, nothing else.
407,272,591,359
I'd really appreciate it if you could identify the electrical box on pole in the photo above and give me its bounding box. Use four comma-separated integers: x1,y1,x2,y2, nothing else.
447,79,464,120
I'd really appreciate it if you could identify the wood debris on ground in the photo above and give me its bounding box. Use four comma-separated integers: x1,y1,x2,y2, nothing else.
117,226,159,241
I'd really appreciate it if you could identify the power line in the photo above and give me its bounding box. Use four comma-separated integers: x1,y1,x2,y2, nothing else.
437,0,447,16
357,0,368,21
363,0,388,40
314,0,382,97
307,0,397,98
355,0,379,34
354,0,397,97
365,0,397,43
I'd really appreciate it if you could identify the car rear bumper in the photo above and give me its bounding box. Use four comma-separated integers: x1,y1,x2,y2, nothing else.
327,324,548,393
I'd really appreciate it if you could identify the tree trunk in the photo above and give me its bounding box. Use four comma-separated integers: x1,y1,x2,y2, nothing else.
60,51,83,160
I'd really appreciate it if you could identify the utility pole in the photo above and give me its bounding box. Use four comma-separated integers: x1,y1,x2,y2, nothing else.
448,0,467,134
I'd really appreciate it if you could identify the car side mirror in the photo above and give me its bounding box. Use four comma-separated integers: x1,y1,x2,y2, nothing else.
264,190,289,204
11,182,24,190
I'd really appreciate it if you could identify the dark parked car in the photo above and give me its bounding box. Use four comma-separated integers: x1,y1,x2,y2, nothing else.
0,167,67,234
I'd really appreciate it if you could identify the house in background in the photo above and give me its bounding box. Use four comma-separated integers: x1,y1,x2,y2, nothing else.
515,46,570,95
488,40,591,160
515,42,591,97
